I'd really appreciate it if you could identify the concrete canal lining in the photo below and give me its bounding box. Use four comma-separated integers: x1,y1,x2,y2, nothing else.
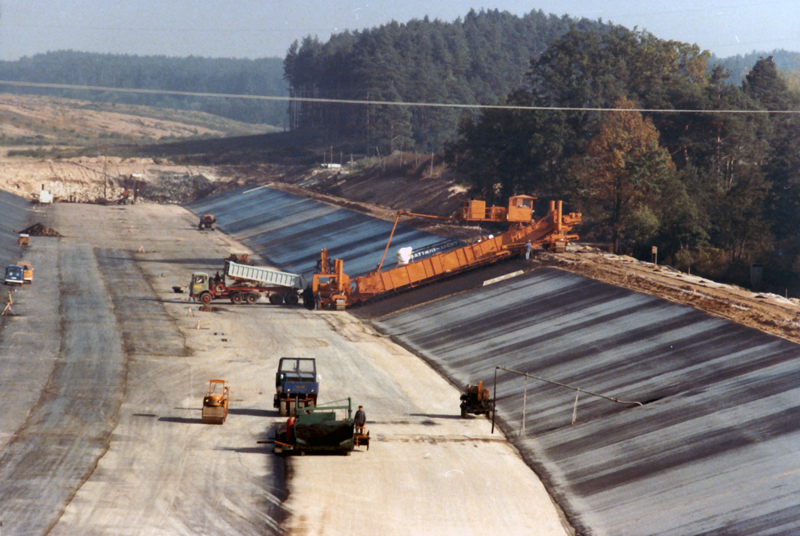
186,185,800,535
370,268,800,536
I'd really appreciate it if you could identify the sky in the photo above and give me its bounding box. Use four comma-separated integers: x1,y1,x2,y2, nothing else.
0,0,798,61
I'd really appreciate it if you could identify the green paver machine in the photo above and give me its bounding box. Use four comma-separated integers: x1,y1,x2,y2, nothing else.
272,398,369,455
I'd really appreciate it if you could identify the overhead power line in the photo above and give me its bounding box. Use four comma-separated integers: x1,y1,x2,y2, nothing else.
0,80,798,115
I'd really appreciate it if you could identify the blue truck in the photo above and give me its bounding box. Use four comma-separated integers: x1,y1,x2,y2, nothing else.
4,265,24,285
274,357,319,416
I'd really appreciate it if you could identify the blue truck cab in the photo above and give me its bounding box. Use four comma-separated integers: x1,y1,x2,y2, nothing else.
4,265,24,285
274,357,319,416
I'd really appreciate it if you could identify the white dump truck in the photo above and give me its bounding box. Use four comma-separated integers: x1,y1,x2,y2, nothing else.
190,260,307,305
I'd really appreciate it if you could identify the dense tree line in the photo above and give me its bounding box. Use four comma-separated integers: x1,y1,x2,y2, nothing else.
283,9,595,152
283,10,800,290
0,52,289,127
712,50,800,83
446,24,800,292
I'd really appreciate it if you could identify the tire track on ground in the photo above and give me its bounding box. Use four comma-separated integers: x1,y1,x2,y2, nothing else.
0,243,126,536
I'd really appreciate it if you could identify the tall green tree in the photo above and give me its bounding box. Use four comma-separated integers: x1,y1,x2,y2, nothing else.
284,9,581,151
743,57,800,279
570,97,675,253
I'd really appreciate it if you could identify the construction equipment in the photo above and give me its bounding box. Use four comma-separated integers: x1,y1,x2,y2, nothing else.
198,214,216,231
190,260,306,305
16,261,33,283
39,188,53,205
4,265,24,285
201,379,230,424
309,198,581,310
225,253,253,265
17,234,30,247
20,223,61,238
274,357,319,416
453,195,537,224
460,381,494,419
272,398,368,455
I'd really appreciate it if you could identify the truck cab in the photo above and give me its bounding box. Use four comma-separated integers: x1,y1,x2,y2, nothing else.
190,272,211,302
4,265,24,285
506,195,535,223
274,357,319,416
17,261,33,283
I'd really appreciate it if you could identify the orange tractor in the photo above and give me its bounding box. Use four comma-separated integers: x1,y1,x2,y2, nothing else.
460,381,494,419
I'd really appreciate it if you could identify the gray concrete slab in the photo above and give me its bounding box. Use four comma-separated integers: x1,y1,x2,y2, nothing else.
0,189,38,266
0,200,568,536
0,242,127,536
185,185,445,276
371,267,800,536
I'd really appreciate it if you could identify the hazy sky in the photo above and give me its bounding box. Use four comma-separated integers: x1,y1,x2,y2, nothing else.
0,0,797,61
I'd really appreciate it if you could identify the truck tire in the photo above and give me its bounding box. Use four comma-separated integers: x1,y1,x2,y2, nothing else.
285,293,299,306
199,292,212,304
269,294,284,305
246,293,258,304
230,292,242,304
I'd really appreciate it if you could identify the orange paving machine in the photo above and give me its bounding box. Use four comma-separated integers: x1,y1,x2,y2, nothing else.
308,196,581,310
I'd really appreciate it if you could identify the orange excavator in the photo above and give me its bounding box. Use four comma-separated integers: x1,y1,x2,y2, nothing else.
308,196,581,310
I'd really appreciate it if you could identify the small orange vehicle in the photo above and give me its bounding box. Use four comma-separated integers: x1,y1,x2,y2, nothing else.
18,234,29,247
201,379,230,424
17,261,33,283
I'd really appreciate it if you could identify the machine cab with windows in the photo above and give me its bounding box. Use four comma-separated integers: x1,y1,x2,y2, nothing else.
4,265,24,285
274,357,320,416
17,261,33,283
455,195,536,224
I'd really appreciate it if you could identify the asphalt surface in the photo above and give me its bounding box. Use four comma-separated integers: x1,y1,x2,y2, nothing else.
370,268,800,536
0,243,128,535
0,199,568,535
185,185,446,277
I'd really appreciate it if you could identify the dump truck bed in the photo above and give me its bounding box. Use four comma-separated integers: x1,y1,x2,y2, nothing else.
225,261,306,289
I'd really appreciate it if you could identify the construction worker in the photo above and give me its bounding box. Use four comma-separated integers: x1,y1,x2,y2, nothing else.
354,405,366,435
314,290,322,310
525,240,532,260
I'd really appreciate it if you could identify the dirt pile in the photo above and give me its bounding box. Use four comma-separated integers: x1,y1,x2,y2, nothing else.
20,223,61,237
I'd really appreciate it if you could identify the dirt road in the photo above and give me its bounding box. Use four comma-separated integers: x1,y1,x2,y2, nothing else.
0,202,570,535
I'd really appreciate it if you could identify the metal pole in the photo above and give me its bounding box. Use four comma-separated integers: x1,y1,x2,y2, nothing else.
375,211,403,273
521,374,528,437
492,367,497,434
496,366,643,407
572,389,580,425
